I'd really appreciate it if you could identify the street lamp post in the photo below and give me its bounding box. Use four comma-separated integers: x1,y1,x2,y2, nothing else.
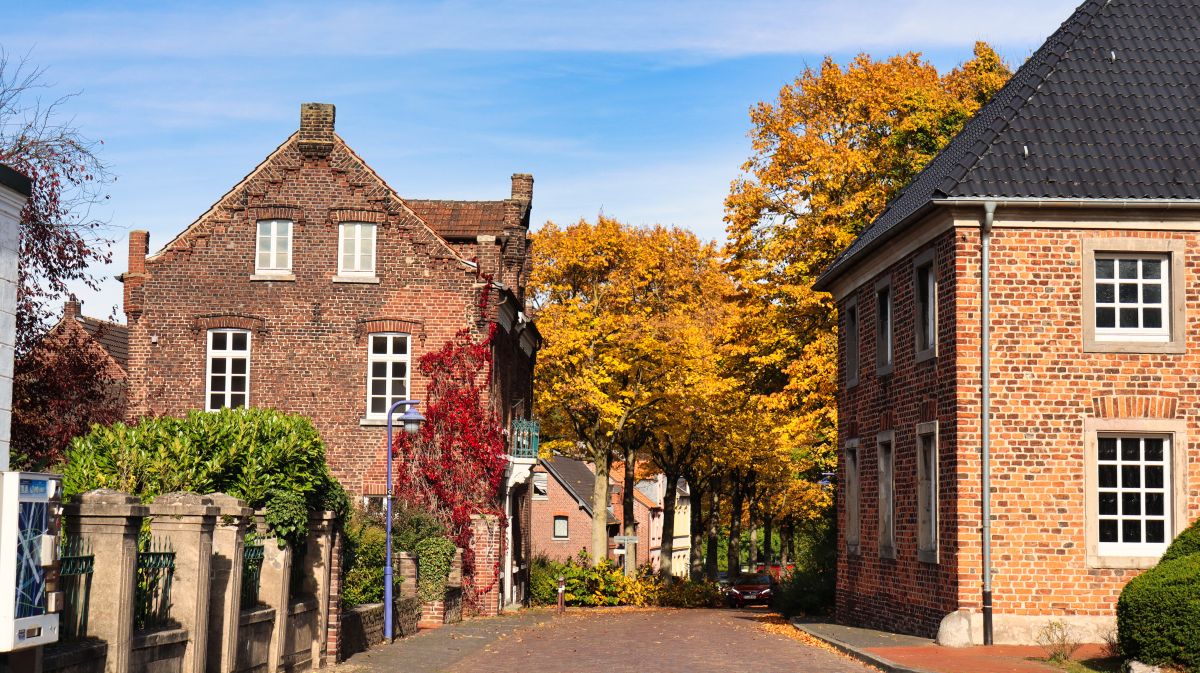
384,399,425,642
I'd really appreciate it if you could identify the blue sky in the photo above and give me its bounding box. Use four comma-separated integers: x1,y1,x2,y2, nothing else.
1,0,1080,321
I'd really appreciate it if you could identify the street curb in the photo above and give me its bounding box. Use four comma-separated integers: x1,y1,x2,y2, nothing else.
791,621,939,673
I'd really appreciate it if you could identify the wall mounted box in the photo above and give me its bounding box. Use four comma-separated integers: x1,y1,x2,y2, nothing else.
0,471,62,651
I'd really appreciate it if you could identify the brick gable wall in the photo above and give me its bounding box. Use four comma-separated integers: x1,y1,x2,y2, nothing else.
530,464,595,562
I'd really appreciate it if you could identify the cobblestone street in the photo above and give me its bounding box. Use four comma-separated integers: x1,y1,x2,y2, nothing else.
335,608,875,673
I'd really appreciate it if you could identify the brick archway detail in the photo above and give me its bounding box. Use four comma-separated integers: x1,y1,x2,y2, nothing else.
1091,395,1177,419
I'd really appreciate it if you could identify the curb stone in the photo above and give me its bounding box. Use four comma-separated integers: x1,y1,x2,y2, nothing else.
791,620,938,673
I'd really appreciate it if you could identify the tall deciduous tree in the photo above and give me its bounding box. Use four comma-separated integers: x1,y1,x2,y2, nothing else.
723,43,1011,531
0,52,113,352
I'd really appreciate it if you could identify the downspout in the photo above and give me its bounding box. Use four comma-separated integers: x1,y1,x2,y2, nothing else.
981,201,996,646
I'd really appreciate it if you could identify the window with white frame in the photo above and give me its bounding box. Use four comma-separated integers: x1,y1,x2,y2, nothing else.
1096,435,1171,557
339,222,377,276
366,333,410,418
1093,255,1169,342
877,433,895,559
916,423,938,563
845,440,861,554
207,329,250,410
532,473,549,500
914,254,936,359
553,515,569,539
845,300,859,387
876,281,893,374
255,219,292,274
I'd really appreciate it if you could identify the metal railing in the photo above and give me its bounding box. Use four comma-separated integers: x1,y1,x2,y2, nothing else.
241,542,265,608
59,536,94,640
135,538,175,630
510,418,540,459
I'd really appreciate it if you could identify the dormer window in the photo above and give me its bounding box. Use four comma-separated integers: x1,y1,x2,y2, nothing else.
339,222,377,276
255,219,292,274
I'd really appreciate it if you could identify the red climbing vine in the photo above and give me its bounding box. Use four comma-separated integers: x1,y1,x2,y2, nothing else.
391,326,509,608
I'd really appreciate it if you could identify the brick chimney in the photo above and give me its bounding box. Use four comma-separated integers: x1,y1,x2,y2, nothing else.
511,173,533,202
298,103,336,157
63,295,81,320
124,230,150,318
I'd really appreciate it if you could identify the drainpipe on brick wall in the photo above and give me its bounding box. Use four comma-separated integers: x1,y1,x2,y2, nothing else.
981,201,996,646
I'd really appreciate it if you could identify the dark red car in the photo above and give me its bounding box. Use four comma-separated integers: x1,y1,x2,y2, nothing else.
725,574,775,608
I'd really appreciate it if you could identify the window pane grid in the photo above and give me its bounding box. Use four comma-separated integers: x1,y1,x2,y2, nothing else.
340,222,377,274
255,220,291,272
207,329,250,410
1095,254,1167,339
366,333,411,418
1097,435,1170,555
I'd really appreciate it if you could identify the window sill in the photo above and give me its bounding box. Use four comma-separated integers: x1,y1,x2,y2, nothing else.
918,548,939,564
1083,338,1183,354
1086,553,1161,570
250,273,295,282
333,275,380,284
879,545,896,560
876,363,894,378
915,348,937,364
846,543,860,556
359,417,388,427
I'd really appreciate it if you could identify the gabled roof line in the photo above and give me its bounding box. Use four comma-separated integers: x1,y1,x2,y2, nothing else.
540,457,594,515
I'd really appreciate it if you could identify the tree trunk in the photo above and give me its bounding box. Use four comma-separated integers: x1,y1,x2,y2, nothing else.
690,481,706,581
727,480,744,579
705,487,719,580
622,446,637,575
659,473,678,582
590,449,611,567
749,522,759,568
763,515,773,566
780,520,792,566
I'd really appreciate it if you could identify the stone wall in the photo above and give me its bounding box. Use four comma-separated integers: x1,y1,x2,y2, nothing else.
234,607,275,673
129,628,188,673
43,639,106,673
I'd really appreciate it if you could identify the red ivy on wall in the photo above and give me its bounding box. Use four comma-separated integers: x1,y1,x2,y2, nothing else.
392,326,509,605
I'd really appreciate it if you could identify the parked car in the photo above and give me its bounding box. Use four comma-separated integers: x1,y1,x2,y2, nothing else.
725,573,775,608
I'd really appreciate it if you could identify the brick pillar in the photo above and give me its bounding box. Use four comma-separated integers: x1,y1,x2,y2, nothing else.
324,529,343,665
298,103,335,157
469,514,502,617
256,511,292,673
123,231,149,319
510,173,533,202
301,512,336,668
149,493,218,673
205,493,251,673
396,553,417,599
63,489,148,673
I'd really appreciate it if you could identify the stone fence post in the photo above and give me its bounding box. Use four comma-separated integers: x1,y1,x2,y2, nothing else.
256,510,292,673
396,552,417,599
148,492,218,673
204,493,252,673
300,512,336,667
62,489,148,673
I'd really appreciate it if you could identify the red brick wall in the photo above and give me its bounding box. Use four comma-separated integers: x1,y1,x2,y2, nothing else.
123,120,533,498
530,464,594,562
468,515,502,616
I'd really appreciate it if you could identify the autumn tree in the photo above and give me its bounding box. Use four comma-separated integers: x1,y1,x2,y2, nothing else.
723,43,1011,535
0,52,113,352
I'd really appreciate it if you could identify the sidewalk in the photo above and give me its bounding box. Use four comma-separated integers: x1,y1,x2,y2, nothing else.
793,619,1113,673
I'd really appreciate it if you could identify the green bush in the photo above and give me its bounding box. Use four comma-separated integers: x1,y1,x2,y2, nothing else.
414,536,457,603
341,510,388,608
773,516,836,618
1117,554,1200,671
656,578,724,608
530,555,563,606
529,551,720,608
1160,517,1200,564
393,505,447,554
62,408,350,546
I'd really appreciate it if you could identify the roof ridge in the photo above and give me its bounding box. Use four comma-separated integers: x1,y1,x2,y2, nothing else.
405,198,508,205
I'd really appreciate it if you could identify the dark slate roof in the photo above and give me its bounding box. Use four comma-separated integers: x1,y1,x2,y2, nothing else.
0,165,30,197
817,0,1200,288
541,455,618,523
76,317,129,370
404,199,508,240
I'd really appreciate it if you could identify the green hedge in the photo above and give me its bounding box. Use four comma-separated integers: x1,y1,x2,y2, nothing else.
1117,553,1200,671
341,510,388,607
62,408,349,546
415,536,457,603
1161,517,1200,564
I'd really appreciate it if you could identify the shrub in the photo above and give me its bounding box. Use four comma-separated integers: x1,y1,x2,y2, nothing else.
341,510,388,608
772,516,836,618
414,536,457,603
529,552,720,609
393,505,447,554
62,408,349,546
1160,517,1200,564
530,555,563,606
657,578,724,608
1035,620,1080,664
1117,554,1200,671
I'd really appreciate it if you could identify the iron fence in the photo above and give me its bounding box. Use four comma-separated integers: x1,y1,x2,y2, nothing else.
59,536,94,640
135,537,175,630
510,418,540,459
241,542,264,608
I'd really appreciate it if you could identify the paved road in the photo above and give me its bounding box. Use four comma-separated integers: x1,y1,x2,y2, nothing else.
335,607,875,673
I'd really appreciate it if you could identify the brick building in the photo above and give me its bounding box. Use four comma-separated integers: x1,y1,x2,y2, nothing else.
531,456,618,562
815,0,1200,645
121,103,539,611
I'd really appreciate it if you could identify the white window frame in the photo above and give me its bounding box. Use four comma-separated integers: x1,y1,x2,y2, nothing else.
255,219,292,274
365,332,412,420
1084,417,1188,569
844,439,861,555
875,277,893,376
532,473,549,500
844,298,859,388
1082,239,1184,354
913,249,937,362
206,329,251,411
916,422,939,564
877,430,895,560
1093,253,1169,342
338,221,378,277
553,515,569,540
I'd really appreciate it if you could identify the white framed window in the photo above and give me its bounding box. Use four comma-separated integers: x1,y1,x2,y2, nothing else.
1093,254,1168,342
339,222,377,276
844,439,861,555
532,473,549,500
914,250,936,361
255,219,292,274
553,515,569,539
875,278,893,375
1096,435,1171,558
206,329,250,411
877,431,895,559
366,333,410,418
844,299,859,388
916,422,938,563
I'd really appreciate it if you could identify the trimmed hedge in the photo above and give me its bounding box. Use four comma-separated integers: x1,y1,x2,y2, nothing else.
1160,517,1200,564
1117,553,1200,671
